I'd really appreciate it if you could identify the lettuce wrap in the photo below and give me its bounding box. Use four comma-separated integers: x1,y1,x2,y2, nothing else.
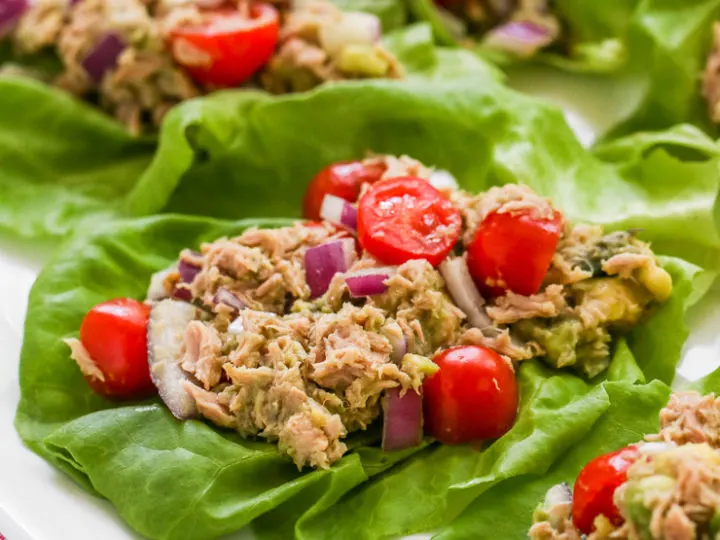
409,0,720,138
13,88,720,537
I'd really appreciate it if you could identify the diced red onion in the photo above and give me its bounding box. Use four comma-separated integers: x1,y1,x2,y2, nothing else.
319,194,358,232
439,257,494,330
345,267,395,297
178,258,201,284
0,0,28,37
429,169,459,192
318,11,381,56
382,387,423,452
213,287,246,312
305,238,356,298
483,21,554,58
171,285,192,302
81,33,126,83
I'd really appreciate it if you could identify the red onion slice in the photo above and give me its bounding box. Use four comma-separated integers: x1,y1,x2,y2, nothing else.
213,287,246,312
178,258,201,284
319,194,358,232
439,257,494,330
81,33,127,83
483,21,555,58
345,267,395,297
382,387,423,452
171,285,192,302
0,0,28,37
318,11,381,56
305,238,356,298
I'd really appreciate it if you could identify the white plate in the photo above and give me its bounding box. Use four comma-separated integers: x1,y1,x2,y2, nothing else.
1,69,719,540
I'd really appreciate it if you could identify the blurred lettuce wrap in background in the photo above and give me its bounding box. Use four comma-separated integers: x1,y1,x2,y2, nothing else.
409,0,720,138
13,69,720,537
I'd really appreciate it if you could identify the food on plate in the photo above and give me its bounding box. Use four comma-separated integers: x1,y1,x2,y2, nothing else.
0,0,401,133
530,392,720,540
64,154,672,469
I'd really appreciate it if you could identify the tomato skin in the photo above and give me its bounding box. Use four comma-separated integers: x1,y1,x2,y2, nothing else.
303,161,387,220
169,3,279,87
423,346,518,444
572,445,640,534
79,298,155,400
467,209,563,297
357,176,462,267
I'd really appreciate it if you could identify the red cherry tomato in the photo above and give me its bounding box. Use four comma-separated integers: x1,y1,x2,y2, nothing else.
467,209,563,297
79,298,154,399
169,3,279,87
572,445,640,534
303,160,387,220
357,176,462,267
423,346,518,444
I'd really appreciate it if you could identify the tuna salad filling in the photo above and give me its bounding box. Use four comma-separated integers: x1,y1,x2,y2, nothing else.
1,0,401,133
65,154,672,469
530,391,720,540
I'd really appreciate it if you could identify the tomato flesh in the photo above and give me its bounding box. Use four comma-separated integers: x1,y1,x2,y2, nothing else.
170,3,279,87
303,160,387,220
572,445,640,534
423,345,518,444
80,298,154,399
357,176,462,267
467,209,563,297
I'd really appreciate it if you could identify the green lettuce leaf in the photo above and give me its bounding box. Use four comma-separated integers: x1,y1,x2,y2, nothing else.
433,379,671,540
0,77,155,239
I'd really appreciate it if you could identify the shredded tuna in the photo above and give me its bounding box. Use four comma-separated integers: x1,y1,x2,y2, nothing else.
461,327,535,362
183,381,236,428
529,503,582,540
13,0,68,54
63,338,105,382
487,284,567,324
376,155,433,181
180,321,223,389
372,259,465,354
602,253,654,279
648,392,720,448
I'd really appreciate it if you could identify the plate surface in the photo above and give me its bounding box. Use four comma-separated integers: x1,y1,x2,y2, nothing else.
1,68,719,540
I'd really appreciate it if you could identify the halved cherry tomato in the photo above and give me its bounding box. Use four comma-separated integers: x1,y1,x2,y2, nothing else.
467,209,563,297
357,176,461,267
80,298,154,399
423,346,518,444
169,3,279,87
303,160,387,220
572,445,640,534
